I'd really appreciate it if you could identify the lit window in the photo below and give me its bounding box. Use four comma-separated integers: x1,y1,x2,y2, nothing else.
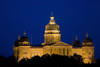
32,53,34,56
88,50,91,55
88,56,91,59
23,50,27,54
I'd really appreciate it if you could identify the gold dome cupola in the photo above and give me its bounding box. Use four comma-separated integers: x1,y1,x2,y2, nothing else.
45,12,60,31
42,13,61,45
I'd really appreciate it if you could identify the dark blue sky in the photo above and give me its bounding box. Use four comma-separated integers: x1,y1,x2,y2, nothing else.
0,0,100,59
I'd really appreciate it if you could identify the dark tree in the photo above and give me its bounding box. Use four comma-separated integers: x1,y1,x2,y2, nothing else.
19,58,28,64
7,55,18,64
0,55,7,64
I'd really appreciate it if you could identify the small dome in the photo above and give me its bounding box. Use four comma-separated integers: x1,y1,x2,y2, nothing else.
73,36,81,47
83,37,92,43
14,40,20,46
82,33,93,46
73,40,81,47
20,36,29,42
83,37,93,46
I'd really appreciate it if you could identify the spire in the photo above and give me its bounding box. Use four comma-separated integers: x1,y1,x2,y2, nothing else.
86,32,88,38
23,30,26,36
51,12,53,17
50,12,55,24
76,35,78,40
18,34,20,40
50,12,54,20
31,34,32,45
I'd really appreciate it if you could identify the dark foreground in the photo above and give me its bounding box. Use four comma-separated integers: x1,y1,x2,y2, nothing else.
0,54,100,67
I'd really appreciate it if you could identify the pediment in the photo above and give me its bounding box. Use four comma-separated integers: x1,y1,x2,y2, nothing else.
51,41,72,46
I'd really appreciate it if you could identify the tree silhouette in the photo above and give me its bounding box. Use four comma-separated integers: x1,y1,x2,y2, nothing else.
0,54,99,67
7,55,18,64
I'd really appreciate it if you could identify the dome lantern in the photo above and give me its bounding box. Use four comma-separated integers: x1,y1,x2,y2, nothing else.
18,34,20,40
23,30,26,36
86,32,88,38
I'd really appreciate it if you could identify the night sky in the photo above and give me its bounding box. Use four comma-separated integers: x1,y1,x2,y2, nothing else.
0,0,100,59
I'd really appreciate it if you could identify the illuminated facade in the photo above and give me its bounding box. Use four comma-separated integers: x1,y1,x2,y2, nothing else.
13,13,95,64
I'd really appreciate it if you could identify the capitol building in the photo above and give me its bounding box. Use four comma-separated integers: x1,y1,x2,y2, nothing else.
13,13,95,64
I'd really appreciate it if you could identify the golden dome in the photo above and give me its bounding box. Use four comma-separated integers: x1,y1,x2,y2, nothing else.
45,13,59,31
45,23,59,31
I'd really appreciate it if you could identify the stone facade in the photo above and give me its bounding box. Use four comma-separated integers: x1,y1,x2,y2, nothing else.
13,14,95,64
